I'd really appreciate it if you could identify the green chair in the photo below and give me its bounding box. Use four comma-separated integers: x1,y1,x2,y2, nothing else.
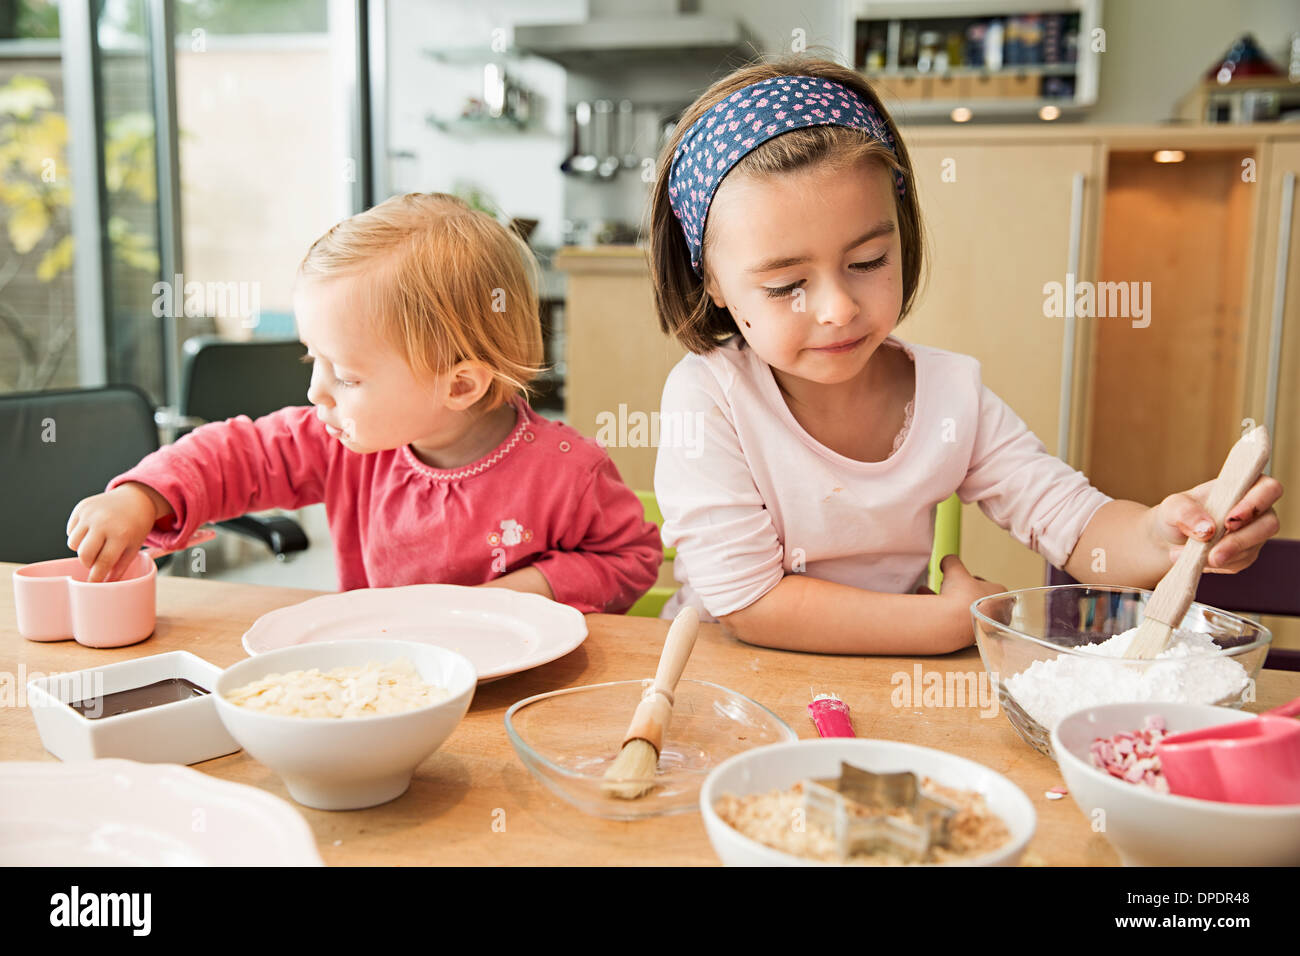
627,490,962,617
928,493,962,592
628,490,678,617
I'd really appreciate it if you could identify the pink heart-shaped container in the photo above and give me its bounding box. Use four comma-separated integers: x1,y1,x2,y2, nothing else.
12,529,215,648
13,553,158,648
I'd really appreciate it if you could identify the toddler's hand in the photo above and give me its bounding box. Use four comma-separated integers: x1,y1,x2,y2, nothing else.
1150,475,1282,573
66,483,171,582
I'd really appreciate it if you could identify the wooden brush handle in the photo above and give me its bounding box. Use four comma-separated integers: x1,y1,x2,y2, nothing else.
1142,426,1271,628
650,606,700,703
622,607,701,750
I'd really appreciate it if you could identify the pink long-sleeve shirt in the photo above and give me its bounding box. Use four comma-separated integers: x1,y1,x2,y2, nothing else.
110,400,662,614
654,334,1113,620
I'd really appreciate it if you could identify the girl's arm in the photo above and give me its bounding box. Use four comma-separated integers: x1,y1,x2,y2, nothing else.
719,553,1003,655
1063,478,1283,589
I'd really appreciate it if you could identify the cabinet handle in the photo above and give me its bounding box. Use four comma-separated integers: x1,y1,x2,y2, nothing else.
1057,172,1086,464
1264,171,1295,477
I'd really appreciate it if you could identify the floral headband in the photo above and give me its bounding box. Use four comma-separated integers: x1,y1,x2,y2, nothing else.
667,75,906,276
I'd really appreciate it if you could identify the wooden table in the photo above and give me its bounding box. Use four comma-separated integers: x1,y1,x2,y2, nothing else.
5,565,1297,866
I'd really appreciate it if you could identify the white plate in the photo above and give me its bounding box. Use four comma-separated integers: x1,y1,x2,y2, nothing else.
241,584,588,682
0,760,322,866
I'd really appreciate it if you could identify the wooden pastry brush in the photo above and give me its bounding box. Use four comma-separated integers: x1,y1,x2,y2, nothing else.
1124,425,1270,660
602,606,700,799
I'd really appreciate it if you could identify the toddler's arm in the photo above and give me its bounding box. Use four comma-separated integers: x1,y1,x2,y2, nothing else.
68,407,330,580
527,456,662,614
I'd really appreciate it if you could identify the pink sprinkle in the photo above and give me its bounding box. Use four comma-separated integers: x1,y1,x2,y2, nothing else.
1089,717,1170,791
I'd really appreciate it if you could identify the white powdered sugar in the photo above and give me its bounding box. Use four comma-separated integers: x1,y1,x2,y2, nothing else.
1003,626,1250,731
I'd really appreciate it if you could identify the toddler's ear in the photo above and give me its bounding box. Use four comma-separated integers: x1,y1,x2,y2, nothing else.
443,362,494,411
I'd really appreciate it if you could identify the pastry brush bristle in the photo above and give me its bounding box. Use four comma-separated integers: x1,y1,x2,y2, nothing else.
601,739,658,800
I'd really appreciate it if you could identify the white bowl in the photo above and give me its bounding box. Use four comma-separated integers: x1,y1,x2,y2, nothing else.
1052,702,1300,866
700,739,1036,866
214,640,476,811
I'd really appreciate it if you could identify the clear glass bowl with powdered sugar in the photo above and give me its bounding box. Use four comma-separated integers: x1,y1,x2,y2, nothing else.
971,585,1271,756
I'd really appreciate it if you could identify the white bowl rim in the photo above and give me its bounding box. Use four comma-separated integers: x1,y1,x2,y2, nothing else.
699,737,1038,867
969,584,1272,660
214,638,477,726
1051,702,1300,815
504,678,797,782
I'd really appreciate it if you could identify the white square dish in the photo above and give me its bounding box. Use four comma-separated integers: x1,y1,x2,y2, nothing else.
26,651,241,765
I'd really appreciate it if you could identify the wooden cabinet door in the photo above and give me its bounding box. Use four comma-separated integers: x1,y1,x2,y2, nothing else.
896,140,1102,590
558,248,686,492
1244,139,1300,649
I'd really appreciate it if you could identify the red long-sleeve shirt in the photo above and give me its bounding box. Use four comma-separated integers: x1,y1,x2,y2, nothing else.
109,401,662,614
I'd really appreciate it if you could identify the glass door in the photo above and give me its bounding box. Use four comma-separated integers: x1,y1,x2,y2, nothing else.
21,0,371,407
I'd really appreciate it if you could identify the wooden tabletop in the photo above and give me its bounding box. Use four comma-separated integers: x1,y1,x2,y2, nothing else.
5,564,1298,866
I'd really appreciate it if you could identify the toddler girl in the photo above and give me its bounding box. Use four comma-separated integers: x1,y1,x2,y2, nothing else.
68,193,661,614
649,58,1281,653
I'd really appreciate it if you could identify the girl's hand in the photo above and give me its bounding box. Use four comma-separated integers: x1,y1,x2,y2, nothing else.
66,483,171,582
918,555,1008,639
1150,475,1283,573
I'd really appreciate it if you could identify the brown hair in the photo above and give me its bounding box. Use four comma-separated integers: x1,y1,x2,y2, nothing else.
297,192,544,409
649,56,925,354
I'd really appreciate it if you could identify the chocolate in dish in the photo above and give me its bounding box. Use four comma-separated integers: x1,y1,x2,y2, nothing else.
68,677,209,719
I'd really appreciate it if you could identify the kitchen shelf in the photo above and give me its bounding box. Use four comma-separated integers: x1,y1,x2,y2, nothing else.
421,46,528,65
877,63,1078,78
884,98,1089,121
843,0,1102,122
426,114,537,135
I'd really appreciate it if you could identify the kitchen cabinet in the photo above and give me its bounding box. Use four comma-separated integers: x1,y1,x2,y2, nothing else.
895,137,1102,594
1243,138,1300,650
555,246,684,492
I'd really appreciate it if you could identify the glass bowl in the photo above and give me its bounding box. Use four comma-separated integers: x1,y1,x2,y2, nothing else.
971,585,1271,757
505,679,796,820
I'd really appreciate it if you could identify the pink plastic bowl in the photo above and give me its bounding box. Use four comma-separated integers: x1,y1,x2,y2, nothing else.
13,553,157,648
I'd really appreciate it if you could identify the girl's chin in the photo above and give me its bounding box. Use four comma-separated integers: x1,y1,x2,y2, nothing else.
794,355,873,385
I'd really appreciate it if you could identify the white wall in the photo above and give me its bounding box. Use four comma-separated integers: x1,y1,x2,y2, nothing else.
385,0,579,248
1089,0,1300,124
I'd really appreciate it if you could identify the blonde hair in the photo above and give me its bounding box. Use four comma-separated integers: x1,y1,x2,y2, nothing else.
649,56,926,354
298,192,544,409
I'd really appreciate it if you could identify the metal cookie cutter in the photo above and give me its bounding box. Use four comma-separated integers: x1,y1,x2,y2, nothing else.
802,761,959,861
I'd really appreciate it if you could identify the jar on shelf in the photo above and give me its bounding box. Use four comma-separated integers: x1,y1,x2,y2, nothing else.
917,31,941,72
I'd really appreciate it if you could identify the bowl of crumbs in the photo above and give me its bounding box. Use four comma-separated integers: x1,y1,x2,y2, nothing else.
700,739,1035,866
214,639,476,810
971,585,1270,756
1052,701,1300,866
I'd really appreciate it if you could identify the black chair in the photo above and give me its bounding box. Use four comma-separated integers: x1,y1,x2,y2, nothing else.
173,336,315,559
1047,539,1300,671
0,385,162,564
